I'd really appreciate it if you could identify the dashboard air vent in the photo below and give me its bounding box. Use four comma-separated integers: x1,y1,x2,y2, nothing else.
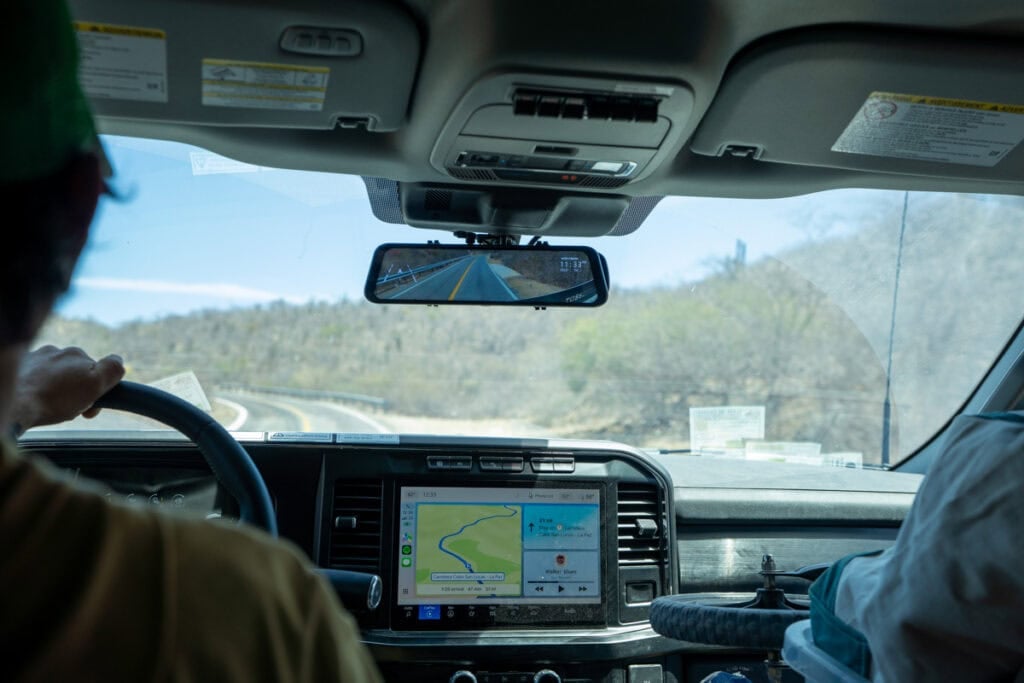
617,483,663,566
328,479,383,573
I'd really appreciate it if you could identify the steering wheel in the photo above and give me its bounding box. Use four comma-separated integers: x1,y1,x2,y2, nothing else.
94,381,277,536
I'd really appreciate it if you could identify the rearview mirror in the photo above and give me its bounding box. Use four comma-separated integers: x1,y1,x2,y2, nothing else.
365,244,608,306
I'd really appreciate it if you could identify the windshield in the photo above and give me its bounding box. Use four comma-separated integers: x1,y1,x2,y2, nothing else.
32,135,1024,467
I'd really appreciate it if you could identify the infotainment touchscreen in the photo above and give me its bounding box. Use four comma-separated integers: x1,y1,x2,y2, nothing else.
397,486,601,610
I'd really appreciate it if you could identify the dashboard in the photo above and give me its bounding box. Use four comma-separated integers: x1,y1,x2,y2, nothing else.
27,433,919,683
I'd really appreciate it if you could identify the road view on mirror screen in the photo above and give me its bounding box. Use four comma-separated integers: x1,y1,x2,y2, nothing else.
375,249,598,304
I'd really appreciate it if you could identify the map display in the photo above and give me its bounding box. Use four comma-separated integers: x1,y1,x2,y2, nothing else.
397,486,601,606
416,504,523,597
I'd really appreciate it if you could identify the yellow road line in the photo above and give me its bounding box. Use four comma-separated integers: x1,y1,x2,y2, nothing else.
273,399,313,431
448,259,476,301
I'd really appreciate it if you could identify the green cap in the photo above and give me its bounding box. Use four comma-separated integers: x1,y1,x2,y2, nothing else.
0,0,100,182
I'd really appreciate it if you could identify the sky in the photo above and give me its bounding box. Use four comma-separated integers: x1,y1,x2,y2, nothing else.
58,135,895,326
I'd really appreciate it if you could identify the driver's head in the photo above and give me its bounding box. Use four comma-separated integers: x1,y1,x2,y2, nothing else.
0,0,106,347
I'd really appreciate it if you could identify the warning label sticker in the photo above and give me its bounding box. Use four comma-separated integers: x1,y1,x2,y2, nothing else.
832,91,1024,167
74,22,168,103
201,59,329,112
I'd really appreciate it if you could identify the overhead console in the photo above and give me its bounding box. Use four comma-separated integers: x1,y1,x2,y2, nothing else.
431,73,694,189
68,0,419,131
397,184,633,237
363,179,664,237
690,27,1024,181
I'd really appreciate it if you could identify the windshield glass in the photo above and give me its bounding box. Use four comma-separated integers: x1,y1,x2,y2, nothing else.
32,135,1024,467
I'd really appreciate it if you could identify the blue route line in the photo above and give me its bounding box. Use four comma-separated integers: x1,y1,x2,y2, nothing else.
438,505,518,583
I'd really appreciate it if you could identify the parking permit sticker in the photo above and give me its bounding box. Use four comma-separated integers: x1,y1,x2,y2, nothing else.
148,371,211,412
688,405,765,454
832,92,1024,167
201,59,329,111
74,22,168,103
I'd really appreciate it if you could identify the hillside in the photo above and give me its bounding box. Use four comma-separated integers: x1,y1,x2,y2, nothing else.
38,192,1024,464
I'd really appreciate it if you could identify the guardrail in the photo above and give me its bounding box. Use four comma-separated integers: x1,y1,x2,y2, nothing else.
216,383,389,409
376,255,468,285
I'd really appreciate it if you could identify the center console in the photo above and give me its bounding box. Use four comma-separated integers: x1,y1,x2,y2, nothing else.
315,437,679,683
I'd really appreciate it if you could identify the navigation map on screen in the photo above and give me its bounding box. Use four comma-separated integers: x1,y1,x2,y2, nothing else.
397,487,601,606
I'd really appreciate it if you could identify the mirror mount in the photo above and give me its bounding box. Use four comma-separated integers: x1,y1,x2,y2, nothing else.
452,231,523,247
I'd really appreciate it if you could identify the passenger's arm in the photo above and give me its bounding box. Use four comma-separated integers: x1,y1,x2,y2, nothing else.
11,345,124,435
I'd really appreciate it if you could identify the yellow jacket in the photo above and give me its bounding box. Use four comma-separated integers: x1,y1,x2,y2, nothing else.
0,441,382,682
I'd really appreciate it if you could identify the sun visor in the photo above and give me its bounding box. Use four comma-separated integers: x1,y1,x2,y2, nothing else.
68,0,419,132
690,28,1024,181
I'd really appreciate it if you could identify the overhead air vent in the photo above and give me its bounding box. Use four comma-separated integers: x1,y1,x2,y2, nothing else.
577,175,630,189
424,189,453,211
617,483,664,566
447,167,498,181
513,89,660,123
328,479,383,573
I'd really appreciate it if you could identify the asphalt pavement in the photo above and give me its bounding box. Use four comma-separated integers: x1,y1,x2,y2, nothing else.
389,255,517,302
219,391,388,433
28,390,389,435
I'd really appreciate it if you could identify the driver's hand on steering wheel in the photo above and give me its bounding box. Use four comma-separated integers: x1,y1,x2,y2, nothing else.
12,345,125,435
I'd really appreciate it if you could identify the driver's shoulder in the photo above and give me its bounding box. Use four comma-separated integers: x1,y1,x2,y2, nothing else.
162,510,317,595
153,513,354,680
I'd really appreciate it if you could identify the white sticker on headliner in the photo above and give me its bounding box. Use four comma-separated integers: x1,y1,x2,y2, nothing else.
832,91,1024,167
201,59,329,111
74,22,168,103
335,433,400,445
189,151,262,176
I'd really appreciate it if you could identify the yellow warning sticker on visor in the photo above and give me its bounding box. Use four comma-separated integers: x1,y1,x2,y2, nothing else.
832,91,1024,167
201,59,330,112
74,21,168,103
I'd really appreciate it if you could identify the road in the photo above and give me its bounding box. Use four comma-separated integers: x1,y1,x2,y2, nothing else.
389,255,518,302
218,391,388,433
29,390,389,435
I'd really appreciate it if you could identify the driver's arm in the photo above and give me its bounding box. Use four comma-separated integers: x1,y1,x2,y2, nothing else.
9,345,124,436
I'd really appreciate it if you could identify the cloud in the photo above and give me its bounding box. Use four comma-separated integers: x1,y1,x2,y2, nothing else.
75,277,307,304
